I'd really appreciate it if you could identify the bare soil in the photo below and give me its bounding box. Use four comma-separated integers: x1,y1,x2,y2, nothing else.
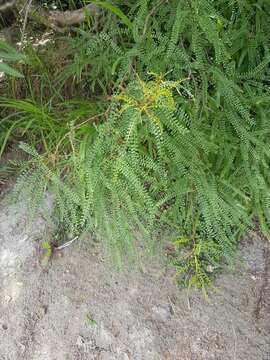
0,199,270,360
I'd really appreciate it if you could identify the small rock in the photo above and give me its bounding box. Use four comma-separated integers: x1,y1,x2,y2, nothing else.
152,305,171,322
76,336,85,348
37,305,48,319
206,265,214,273
95,327,113,349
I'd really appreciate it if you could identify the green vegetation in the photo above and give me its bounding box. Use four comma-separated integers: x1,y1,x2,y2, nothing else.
1,0,270,288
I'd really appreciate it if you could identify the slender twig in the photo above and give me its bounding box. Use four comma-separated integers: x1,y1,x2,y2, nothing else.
53,112,104,157
142,0,166,37
55,236,78,250
19,0,33,50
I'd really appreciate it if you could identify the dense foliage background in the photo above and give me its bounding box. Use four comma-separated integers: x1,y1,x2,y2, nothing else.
1,0,270,288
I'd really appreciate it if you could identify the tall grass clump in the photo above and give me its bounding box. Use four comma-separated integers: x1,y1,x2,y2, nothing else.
1,0,270,287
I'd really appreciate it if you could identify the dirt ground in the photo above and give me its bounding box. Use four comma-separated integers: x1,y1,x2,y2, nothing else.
0,199,270,360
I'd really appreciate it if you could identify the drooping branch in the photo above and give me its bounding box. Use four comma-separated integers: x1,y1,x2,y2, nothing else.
47,4,99,29
16,1,100,32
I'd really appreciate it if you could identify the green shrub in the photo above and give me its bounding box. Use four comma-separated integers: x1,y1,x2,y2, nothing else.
2,0,270,287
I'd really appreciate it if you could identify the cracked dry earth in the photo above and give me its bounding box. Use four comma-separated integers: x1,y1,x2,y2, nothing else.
0,199,270,360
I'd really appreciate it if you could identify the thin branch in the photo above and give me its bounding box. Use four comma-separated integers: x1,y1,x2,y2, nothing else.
19,0,33,50
142,0,166,37
55,236,78,250
30,3,100,32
